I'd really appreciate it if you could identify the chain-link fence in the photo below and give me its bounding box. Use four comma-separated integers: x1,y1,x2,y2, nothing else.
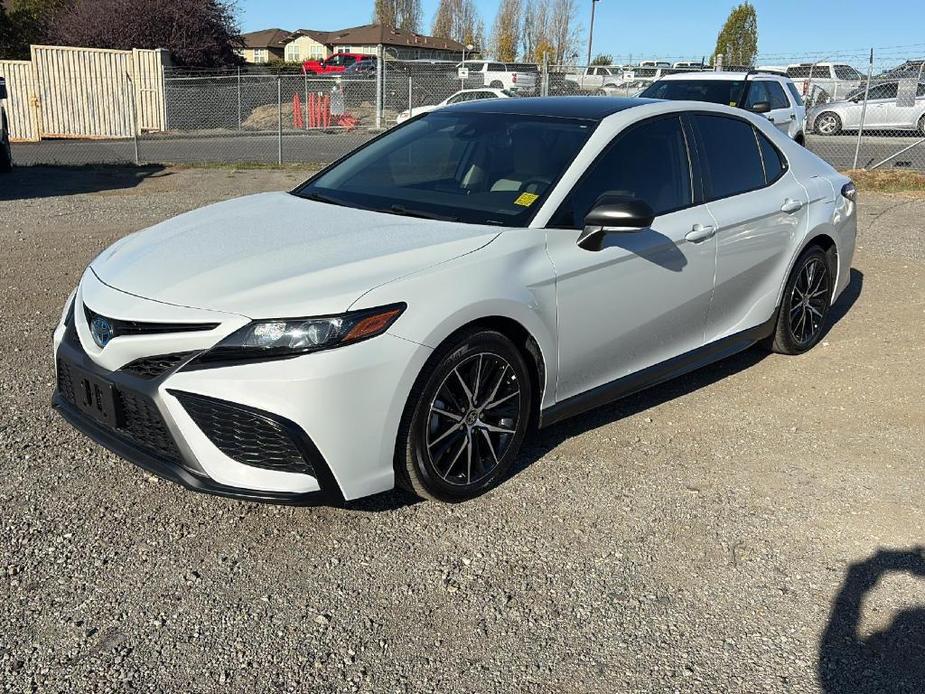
7,52,925,173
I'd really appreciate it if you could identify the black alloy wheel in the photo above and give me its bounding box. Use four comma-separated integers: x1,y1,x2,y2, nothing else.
397,329,532,502
770,247,833,354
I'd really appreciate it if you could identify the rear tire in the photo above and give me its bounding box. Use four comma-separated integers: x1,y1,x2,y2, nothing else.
918,114,925,136
0,126,11,173
815,112,842,136
769,247,833,355
395,329,532,502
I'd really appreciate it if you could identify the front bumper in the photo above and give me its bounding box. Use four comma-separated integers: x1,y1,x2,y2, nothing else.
52,274,431,504
52,393,338,505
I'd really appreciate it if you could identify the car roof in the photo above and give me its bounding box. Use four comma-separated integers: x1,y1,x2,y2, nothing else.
657,71,786,82
441,96,660,120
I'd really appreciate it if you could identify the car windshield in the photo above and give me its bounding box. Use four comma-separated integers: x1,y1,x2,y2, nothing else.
293,111,596,226
640,79,745,105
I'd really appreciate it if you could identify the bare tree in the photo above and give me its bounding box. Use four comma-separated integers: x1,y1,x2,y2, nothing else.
549,0,580,64
490,0,521,62
374,0,422,32
431,0,484,51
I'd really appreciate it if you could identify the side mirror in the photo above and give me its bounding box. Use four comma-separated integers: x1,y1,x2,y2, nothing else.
577,196,655,251
750,101,771,113
0,80,7,100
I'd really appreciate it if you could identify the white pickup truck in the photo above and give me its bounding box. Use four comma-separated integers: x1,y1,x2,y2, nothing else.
457,61,538,94
565,66,626,93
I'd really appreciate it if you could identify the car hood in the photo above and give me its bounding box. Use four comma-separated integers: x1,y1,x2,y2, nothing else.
91,192,501,318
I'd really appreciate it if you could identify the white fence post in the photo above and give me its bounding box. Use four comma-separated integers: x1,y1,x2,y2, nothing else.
277,76,282,165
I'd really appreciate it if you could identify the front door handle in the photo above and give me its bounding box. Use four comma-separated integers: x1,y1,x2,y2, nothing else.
781,198,804,214
685,223,716,243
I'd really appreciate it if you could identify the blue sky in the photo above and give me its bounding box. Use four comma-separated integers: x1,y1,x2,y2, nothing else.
239,0,923,65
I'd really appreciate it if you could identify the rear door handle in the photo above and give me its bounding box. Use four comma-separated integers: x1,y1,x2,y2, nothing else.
781,198,804,214
685,223,716,243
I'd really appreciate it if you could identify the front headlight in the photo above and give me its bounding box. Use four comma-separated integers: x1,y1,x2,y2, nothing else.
196,303,406,364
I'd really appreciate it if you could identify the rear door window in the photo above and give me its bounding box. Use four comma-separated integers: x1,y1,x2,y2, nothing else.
786,82,804,106
691,114,766,200
745,81,770,108
868,83,899,100
765,81,790,109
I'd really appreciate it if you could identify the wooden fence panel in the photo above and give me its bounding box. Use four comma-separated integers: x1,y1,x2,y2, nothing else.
31,45,134,139
132,48,169,132
0,60,40,142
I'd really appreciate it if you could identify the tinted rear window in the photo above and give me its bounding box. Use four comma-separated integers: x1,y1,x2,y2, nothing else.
692,114,765,199
640,79,744,105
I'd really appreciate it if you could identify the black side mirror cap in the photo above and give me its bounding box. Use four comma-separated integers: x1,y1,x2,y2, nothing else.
750,101,771,113
578,196,655,251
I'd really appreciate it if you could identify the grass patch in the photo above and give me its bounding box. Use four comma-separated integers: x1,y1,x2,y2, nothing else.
844,168,925,194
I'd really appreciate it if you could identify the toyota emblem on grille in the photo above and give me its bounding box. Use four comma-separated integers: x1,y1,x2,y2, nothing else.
90,316,114,348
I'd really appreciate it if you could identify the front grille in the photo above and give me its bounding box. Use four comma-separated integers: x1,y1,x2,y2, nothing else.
56,357,181,464
120,352,195,379
171,391,313,475
83,304,218,338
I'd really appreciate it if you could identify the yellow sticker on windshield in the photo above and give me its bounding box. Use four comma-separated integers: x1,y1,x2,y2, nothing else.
514,192,539,207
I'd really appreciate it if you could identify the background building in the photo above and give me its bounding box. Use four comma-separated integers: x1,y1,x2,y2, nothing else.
255,24,468,64
238,28,290,63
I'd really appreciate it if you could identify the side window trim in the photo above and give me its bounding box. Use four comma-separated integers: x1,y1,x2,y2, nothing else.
547,113,697,230
753,126,788,186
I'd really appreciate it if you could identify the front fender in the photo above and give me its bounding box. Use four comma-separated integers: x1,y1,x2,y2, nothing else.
351,230,559,409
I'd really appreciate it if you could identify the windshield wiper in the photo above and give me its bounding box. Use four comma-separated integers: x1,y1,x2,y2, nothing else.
384,204,459,222
300,191,349,207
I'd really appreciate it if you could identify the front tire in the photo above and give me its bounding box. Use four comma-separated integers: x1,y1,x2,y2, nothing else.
815,112,842,136
918,114,925,136
396,329,532,502
770,247,833,355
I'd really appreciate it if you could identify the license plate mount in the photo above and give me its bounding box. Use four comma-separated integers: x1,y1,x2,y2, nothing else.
72,365,121,428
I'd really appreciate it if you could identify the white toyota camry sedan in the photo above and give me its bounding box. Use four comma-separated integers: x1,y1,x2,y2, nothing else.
53,97,857,504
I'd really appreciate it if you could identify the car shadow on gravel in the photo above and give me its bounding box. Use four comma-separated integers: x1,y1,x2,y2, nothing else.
0,165,168,200
818,547,925,693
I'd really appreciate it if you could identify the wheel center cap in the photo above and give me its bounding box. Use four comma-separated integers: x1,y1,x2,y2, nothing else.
465,411,479,426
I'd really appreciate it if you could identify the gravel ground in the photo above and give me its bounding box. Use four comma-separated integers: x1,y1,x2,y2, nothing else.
1,167,923,693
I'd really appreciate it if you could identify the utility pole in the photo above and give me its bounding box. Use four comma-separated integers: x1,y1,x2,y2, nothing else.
586,0,600,67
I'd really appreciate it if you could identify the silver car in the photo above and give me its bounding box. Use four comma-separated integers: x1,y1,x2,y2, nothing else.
810,80,925,135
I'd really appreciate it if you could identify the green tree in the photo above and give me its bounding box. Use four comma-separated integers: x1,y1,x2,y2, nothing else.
713,2,758,67
591,53,613,65
0,0,68,59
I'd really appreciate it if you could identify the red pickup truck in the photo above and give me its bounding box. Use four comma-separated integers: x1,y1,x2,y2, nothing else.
303,53,376,75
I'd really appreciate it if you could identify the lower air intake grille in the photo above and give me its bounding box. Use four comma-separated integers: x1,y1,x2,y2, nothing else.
120,352,195,379
56,358,77,404
171,391,313,475
118,390,183,462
